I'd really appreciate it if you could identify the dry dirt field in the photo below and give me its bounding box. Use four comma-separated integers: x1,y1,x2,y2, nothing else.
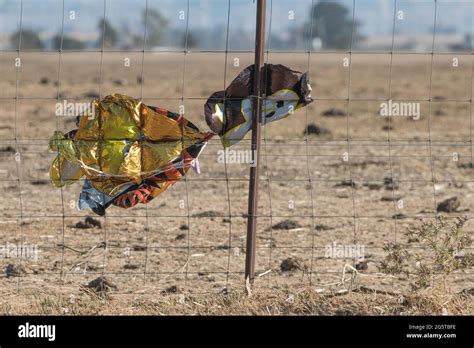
0,52,473,314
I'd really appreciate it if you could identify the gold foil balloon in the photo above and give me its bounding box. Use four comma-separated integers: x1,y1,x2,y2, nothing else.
49,94,213,215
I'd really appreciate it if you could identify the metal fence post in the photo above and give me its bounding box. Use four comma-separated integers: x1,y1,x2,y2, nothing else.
245,0,266,285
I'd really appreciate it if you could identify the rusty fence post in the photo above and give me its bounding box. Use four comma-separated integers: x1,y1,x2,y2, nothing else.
245,0,266,286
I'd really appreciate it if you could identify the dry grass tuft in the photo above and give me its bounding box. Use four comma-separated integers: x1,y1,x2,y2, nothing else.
0,285,471,315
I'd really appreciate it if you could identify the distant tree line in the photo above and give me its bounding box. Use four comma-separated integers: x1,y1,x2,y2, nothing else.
10,1,363,51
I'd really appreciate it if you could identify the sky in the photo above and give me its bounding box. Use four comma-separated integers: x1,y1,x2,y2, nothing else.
0,0,473,46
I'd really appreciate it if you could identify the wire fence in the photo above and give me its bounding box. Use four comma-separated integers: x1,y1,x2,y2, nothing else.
1,0,474,296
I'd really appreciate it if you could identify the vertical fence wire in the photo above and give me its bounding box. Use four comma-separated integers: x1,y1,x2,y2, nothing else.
428,0,439,214
387,0,399,291
13,0,24,292
98,0,109,279
139,0,149,283
346,0,358,281
222,0,234,289
263,0,274,286
180,0,191,287
470,3,474,171
56,0,66,283
305,0,317,286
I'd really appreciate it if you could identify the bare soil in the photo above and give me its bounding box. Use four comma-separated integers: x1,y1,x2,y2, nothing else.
0,53,473,314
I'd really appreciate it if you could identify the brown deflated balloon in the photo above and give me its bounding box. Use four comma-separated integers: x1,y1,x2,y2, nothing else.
204,64,313,147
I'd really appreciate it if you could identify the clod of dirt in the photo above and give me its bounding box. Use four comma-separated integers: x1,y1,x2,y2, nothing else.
123,264,139,270
39,77,49,85
0,146,15,153
85,265,98,272
392,213,407,220
270,219,302,230
304,123,331,136
365,183,382,190
85,216,101,227
83,91,100,99
382,125,393,131
355,260,368,271
454,255,472,267
269,238,277,248
315,224,332,231
175,233,186,240
162,285,180,294
222,218,231,223
280,257,305,272
74,217,102,229
179,224,189,230
334,180,358,189
457,162,474,169
132,245,146,251
437,197,460,213
112,78,127,86
321,108,346,117
383,177,398,190
380,195,402,202
58,91,68,99
193,211,221,217
5,264,24,278
31,179,48,185
85,276,117,294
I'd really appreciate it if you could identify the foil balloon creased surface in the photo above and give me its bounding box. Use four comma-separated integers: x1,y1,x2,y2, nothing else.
49,64,312,215
204,64,313,147
49,94,213,215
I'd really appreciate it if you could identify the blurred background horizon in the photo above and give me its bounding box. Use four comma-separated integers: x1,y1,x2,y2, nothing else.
1,0,473,52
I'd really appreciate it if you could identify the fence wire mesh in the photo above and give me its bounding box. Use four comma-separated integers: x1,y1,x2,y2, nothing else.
0,0,473,296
